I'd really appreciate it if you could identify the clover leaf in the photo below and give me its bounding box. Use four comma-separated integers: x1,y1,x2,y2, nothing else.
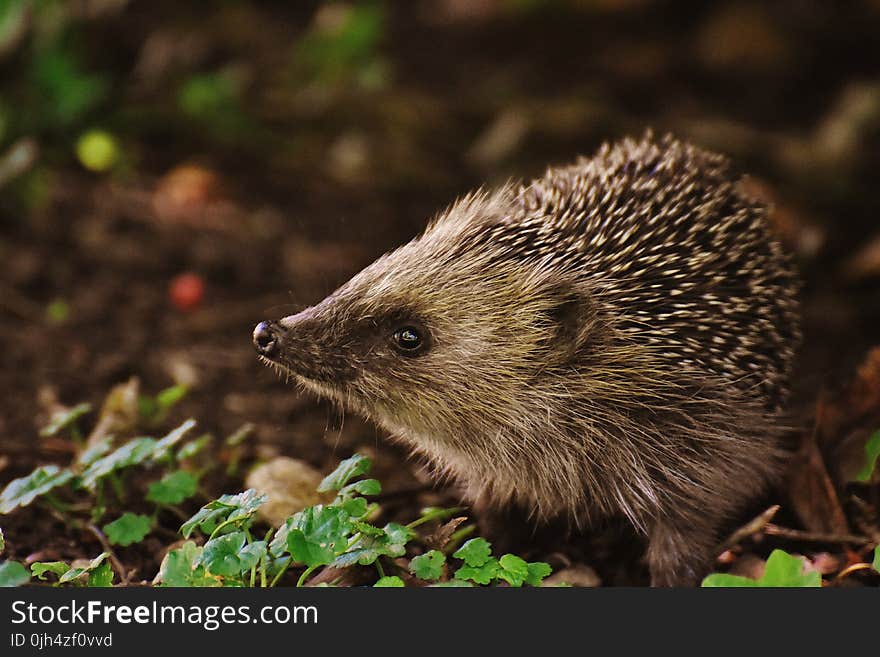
453,538,492,567
286,505,352,567
374,576,404,587
455,558,500,585
103,512,151,546
409,550,445,581
198,532,266,577
0,561,30,587
40,403,91,437
147,470,198,505
155,541,222,587
497,554,530,587
0,465,74,514
317,453,372,492
180,489,266,538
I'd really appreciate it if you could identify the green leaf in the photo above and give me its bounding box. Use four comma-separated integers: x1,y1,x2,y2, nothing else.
702,549,821,587
270,516,295,557
0,561,30,587
332,522,413,568
0,1,28,57
338,478,381,498
59,553,111,585
525,561,552,586
31,562,69,582
855,430,880,482
410,506,464,527
497,554,530,587
139,386,189,423
383,523,414,554
701,573,760,587
287,505,352,567
180,489,266,538
761,549,822,587
374,576,405,587
455,558,500,585
453,538,492,567
430,579,474,587
103,513,151,547
198,532,266,577
87,560,114,587
157,385,188,411
30,48,109,127
410,550,445,581
225,424,254,447
179,72,240,119
155,542,221,587
177,434,212,461
39,403,91,437
79,437,157,488
153,418,197,460
0,465,74,514
317,453,372,492
340,497,369,518
76,437,113,467
294,3,386,86
147,470,198,505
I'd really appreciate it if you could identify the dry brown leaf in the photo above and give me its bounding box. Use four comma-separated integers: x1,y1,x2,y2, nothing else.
85,377,141,450
817,346,880,445
244,457,333,527
423,516,467,552
786,428,850,535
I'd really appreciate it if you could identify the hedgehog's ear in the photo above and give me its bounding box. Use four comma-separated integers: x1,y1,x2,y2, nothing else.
543,283,598,364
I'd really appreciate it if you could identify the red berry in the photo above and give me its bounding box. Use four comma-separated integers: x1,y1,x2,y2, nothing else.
170,273,205,312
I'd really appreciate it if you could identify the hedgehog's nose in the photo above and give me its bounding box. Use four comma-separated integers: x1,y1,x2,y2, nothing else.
253,321,279,357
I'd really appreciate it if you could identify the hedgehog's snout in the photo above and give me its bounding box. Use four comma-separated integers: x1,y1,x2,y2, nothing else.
253,321,280,358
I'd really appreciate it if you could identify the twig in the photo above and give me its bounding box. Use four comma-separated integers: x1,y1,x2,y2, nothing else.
86,523,130,585
849,496,880,544
763,523,871,545
719,505,780,550
833,562,877,582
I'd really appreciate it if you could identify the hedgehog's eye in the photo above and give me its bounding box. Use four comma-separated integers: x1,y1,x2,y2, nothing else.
392,326,425,355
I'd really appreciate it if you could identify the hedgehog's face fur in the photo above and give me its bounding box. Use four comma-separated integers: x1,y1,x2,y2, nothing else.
258,189,600,448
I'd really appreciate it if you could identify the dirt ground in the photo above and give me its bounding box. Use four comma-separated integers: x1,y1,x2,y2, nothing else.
2,0,880,585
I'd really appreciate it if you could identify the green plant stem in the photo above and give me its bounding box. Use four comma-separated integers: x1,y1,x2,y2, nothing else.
296,565,319,587
444,524,477,554
375,560,385,578
92,484,106,522
108,472,125,503
406,507,464,530
270,560,292,587
259,528,273,588
208,517,240,541
43,492,71,514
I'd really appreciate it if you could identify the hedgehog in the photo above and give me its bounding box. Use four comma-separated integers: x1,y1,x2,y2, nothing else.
253,134,801,586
